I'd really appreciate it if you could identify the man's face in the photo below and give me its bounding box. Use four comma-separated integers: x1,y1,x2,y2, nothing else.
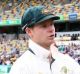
26,19,55,49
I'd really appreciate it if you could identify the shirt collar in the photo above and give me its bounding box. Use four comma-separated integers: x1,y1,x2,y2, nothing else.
29,39,51,60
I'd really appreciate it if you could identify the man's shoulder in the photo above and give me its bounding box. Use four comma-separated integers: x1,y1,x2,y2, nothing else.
55,52,80,67
57,52,76,62
9,50,35,74
52,52,80,73
11,50,34,67
16,50,35,63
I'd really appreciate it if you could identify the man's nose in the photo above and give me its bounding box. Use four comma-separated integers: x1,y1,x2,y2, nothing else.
48,25,55,32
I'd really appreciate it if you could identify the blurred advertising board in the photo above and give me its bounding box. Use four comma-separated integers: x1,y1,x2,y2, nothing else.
0,65,11,74
57,14,64,21
0,19,21,26
68,12,78,20
59,15,64,20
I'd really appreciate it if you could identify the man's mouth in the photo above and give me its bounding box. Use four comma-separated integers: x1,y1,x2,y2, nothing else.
49,34,55,38
49,34,54,37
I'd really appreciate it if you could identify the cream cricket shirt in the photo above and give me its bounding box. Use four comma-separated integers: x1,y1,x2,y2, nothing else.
51,50,80,74
9,39,52,74
9,39,80,74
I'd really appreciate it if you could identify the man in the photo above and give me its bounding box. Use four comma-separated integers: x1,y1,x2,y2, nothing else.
9,5,80,74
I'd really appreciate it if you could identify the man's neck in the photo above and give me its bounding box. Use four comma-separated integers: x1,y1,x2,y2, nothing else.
38,43,50,50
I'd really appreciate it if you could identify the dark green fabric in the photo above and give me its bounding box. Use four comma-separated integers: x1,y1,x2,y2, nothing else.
21,5,60,31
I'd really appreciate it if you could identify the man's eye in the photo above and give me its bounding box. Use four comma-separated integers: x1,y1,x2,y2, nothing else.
41,24,54,28
42,25,47,28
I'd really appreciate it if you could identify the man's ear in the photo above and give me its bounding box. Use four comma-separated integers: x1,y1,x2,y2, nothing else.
25,27,32,37
25,27,28,34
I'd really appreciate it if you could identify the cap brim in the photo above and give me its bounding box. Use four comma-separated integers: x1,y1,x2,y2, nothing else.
36,15,60,24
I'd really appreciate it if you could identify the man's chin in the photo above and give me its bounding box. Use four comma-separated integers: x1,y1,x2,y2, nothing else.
48,40,54,45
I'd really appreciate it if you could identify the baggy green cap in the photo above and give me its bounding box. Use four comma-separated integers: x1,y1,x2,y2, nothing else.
21,5,60,31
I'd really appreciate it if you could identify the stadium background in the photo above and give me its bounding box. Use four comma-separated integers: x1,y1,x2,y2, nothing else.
0,0,80,74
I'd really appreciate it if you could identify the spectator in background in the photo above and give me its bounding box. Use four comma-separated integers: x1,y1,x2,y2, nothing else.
5,55,11,65
78,56,80,64
10,45,17,55
71,34,78,40
1,45,7,57
9,5,80,74
0,56,2,65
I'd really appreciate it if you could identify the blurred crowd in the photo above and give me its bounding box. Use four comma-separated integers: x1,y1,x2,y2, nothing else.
0,0,80,21
0,34,80,65
0,34,28,65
